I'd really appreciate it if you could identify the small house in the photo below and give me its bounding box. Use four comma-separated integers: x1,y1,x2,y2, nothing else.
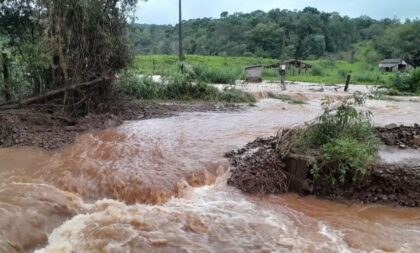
245,65,263,82
379,59,412,72
265,59,312,74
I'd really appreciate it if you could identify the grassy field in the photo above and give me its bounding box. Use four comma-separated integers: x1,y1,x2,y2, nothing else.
267,59,392,85
133,55,277,75
133,54,393,85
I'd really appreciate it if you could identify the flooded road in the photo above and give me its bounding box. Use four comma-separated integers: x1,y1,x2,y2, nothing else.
1,98,420,253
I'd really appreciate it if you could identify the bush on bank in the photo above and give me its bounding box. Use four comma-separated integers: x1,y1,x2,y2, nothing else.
117,71,256,103
287,94,381,186
391,68,420,94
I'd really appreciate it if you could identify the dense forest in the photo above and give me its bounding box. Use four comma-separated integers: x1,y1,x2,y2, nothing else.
131,7,420,66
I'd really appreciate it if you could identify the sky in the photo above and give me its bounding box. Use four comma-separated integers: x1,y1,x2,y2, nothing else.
135,0,420,25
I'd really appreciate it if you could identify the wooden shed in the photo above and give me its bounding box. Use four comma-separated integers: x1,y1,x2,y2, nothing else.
245,65,263,82
265,59,312,74
379,59,412,72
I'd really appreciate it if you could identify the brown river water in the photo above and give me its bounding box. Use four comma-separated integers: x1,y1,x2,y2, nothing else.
1,98,420,253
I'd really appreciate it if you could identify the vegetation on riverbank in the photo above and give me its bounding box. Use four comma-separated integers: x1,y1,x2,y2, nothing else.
117,71,256,103
391,68,420,94
281,94,381,186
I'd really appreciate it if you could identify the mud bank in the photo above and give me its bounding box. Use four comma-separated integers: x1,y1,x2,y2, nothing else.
376,124,420,148
0,98,241,150
227,129,420,207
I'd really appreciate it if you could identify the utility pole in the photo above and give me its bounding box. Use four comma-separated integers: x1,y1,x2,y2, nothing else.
178,0,184,62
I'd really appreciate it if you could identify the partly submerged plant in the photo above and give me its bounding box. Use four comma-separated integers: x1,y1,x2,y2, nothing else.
288,93,380,186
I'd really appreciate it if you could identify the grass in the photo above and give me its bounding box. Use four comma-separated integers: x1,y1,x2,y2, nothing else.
263,59,392,85
133,42,398,87
190,64,239,84
134,54,277,75
133,54,393,86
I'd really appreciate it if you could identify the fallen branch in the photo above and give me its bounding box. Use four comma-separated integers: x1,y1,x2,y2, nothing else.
0,77,110,110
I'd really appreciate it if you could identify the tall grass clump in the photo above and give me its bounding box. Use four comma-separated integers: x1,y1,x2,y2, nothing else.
353,72,385,84
285,93,380,186
191,64,239,84
262,68,278,80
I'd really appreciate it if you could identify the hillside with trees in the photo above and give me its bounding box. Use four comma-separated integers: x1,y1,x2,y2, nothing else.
130,7,420,66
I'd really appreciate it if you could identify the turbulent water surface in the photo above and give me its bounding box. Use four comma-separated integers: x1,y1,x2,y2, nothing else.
1,98,420,253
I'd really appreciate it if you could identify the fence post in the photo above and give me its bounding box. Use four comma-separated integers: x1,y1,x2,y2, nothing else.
344,74,351,92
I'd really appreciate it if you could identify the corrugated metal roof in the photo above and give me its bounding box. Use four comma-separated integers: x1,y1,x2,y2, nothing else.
379,63,398,68
245,65,262,69
380,59,402,64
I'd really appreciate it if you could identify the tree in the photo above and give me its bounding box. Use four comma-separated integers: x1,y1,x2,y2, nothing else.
246,22,285,58
374,21,420,66
0,0,139,115
397,22,420,67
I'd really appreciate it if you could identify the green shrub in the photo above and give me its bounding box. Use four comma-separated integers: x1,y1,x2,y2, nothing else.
161,73,220,101
117,71,160,100
310,65,324,76
391,68,420,93
205,68,238,84
320,137,377,185
290,94,380,186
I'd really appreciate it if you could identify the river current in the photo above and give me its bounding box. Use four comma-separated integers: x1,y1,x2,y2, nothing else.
1,98,419,253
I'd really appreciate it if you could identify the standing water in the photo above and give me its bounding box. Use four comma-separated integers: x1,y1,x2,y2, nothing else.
0,99,419,253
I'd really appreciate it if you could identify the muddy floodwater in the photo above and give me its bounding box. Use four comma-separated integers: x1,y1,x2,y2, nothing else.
1,94,420,252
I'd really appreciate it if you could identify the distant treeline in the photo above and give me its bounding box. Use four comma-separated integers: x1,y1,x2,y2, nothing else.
130,7,420,66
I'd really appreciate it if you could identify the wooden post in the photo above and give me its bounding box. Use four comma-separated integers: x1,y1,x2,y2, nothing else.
344,74,351,92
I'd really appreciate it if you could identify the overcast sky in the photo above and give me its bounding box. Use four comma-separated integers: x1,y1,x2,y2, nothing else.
135,0,420,25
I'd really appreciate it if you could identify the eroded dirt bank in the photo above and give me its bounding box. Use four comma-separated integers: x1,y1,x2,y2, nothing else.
227,127,420,207
0,97,240,150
